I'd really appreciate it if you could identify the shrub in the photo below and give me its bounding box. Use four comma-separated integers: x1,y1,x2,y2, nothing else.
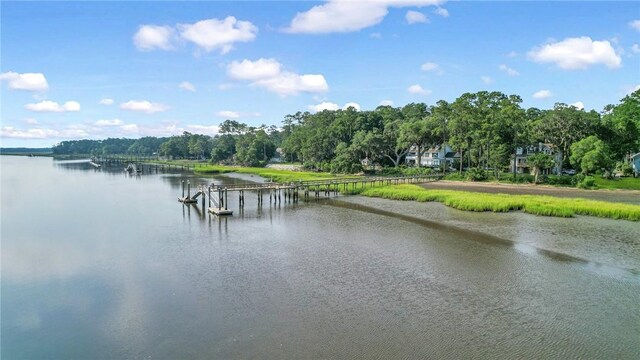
466,168,487,181
577,176,596,189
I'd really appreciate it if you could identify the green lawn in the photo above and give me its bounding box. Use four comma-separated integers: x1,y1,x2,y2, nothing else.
592,177,640,190
355,184,640,221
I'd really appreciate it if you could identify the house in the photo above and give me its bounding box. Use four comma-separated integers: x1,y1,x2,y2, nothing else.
631,152,640,177
405,144,460,168
510,143,562,175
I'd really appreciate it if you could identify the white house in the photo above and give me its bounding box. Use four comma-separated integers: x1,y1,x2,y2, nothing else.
405,144,460,168
510,143,562,175
631,152,640,177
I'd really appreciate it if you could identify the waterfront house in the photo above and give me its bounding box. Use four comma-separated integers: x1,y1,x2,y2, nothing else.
631,152,640,177
405,144,460,168
510,143,562,175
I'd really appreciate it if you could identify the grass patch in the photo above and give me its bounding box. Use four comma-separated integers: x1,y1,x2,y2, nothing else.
592,177,640,191
357,184,640,221
192,164,348,183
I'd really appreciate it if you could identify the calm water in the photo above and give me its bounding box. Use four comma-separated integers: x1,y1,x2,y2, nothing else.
2,156,639,359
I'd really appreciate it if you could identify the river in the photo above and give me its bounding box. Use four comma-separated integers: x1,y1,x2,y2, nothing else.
2,156,639,359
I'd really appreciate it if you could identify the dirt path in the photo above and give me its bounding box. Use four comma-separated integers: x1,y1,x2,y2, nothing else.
420,180,640,205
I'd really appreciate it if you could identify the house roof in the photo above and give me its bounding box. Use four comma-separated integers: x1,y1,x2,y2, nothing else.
631,152,640,159
445,152,459,158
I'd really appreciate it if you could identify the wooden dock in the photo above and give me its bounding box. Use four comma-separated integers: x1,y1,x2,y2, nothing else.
180,174,441,217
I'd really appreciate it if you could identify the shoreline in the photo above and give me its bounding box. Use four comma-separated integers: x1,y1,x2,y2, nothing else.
421,180,640,205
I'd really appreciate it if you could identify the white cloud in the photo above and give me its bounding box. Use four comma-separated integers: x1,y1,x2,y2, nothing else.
178,17,257,54
25,100,80,112
228,58,328,96
528,36,622,70
507,51,518,58
481,76,494,85
119,124,140,134
631,44,640,54
94,119,124,127
120,100,168,114
421,62,442,74
406,10,428,24
284,0,444,33
1,126,88,139
99,98,114,105
216,110,241,119
227,58,282,80
499,64,520,76
310,102,340,112
309,101,361,112
0,71,49,91
24,118,39,125
379,100,394,106
370,32,382,39
343,102,361,111
629,19,640,32
179,81,196,92
569,101,584,110
433,7,449,17
532,90,553,99
408,84,431,95
133,25,176,51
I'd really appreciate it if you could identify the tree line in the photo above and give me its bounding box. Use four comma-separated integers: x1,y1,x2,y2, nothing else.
52,89,639,176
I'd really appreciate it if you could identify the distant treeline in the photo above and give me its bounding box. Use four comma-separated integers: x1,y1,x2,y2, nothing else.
51,89,640,175
1,147,52,154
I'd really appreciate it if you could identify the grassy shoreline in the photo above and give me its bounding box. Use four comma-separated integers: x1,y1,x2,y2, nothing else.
349,184,640,221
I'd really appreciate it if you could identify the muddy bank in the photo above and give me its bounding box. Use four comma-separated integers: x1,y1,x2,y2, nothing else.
420,180,640,204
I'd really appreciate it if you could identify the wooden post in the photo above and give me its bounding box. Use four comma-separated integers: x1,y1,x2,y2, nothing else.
182,180,185,198
187,181,191,199
224,189,228,210
208,186,212,207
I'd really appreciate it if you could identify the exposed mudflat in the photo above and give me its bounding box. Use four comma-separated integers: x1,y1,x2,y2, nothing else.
420,180,640,204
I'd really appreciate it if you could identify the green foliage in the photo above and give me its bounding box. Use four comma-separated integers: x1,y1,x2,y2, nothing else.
359,184,640,221
570,136,614,176
592,177,640,190
616,161,633,177
466,168,487,181
527,152,556,183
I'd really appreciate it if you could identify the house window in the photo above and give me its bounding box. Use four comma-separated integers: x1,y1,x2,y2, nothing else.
432,153,438,158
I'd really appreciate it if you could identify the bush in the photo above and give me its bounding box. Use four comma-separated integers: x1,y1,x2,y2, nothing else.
577,176,596,189
544,175,574,186
466,168,487,181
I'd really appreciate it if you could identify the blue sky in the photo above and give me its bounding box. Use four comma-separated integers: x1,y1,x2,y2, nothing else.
1,0,639,147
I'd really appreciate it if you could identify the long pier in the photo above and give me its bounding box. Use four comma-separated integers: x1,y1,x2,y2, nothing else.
180,174,442,217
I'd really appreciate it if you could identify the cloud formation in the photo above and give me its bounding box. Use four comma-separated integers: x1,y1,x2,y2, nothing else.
227,58,328,96
120,100,168,114
569,101,584,110
134,17,257,54
481,76,494,84
532,89,553,99
408,84,431,95
309,101,361,112
133,25,176,51
178,17,258,54
285,0,444,33
379,100,394,106
99,98,114,105
0,71,49,91
433,7,449,17
179,81,196,92
216,110,240,119
406,11,428,24
499,64,519,76
528,36,621,70
94,119,124,126
629,19,640,32
25,100,80,112
421,62,442,74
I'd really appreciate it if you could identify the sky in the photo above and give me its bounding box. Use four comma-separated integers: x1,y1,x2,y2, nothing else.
1,0,639,148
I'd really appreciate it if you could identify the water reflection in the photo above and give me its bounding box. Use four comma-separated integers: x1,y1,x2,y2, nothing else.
3,156,640,359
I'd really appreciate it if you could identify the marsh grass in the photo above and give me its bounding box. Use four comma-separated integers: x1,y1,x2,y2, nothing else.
357,184,640,221
192,164,346,183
